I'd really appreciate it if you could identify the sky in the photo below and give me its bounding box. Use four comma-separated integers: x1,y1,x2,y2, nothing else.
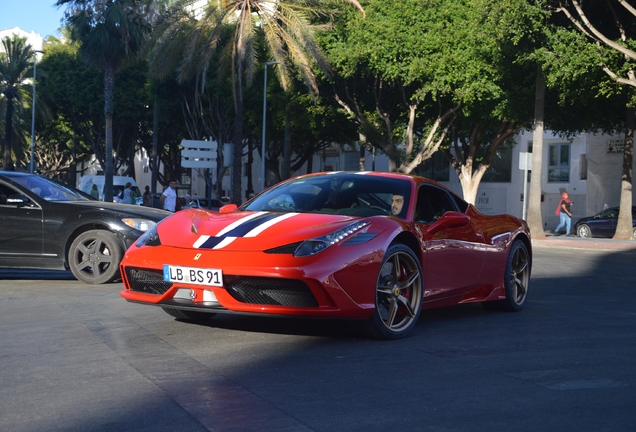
0,0,67,38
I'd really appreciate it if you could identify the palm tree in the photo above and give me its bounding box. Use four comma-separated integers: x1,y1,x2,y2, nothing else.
1,35,34,171
149,0,363,204
55,0,154,201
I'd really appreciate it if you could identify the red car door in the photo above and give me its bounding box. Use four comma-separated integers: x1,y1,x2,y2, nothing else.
414,185,486,303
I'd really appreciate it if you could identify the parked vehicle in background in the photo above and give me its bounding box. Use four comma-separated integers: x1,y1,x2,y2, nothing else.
575,206,636,238
182,197,224,211
0,172,170,284
78,175,143,205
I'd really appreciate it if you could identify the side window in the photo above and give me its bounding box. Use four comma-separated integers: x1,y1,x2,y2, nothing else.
415,185,458,223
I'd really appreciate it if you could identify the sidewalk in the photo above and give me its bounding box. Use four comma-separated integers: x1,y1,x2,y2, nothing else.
531,234,636,251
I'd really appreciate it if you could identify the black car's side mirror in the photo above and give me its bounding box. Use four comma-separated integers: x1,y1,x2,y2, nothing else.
7,194,34,207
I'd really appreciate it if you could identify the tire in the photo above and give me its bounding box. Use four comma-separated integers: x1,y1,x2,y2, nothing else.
162,307,216,321
483,239,530,312
68,230,123,284
358,244,424,340
577,224,591,238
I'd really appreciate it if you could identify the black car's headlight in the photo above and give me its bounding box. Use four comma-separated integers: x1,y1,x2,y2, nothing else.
122,218,157,232
293,221,371,257
135,225,161,247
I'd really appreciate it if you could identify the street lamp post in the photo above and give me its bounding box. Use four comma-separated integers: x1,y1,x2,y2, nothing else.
30,50,43,174
261,61,278,192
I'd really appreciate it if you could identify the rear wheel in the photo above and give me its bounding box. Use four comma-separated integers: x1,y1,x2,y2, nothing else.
162,307,216,321
69,230,123,284
577,224,591,238
483,239,530,311
358,244,423,340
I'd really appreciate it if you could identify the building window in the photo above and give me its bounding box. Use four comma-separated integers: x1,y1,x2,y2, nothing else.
414,152,450,182
482,146,512,182
548,143,570,182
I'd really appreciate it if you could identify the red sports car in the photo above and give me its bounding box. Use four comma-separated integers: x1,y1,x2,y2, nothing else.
120,172,531,339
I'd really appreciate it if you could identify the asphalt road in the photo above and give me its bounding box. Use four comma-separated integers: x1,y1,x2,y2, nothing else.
1,244,635,432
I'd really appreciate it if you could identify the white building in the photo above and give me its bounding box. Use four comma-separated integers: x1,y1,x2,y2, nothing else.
0,27,44,52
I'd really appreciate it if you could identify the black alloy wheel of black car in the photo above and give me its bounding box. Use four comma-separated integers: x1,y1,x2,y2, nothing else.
68,230,124,284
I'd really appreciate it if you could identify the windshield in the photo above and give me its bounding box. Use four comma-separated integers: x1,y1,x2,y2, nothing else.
241,174,412,219
12,176,90,202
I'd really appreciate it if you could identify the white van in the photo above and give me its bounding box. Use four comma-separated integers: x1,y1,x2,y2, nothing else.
78,175,143,205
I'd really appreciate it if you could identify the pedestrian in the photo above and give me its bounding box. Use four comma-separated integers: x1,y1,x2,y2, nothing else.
143,185,152,207
554,191,573,235
90,184,99,199
160,180,177,212
184,191,191,204
122,182,135,205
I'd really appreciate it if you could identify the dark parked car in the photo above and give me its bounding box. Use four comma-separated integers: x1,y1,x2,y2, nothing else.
182,197,224,211
0,172,170,284
575,206,636,238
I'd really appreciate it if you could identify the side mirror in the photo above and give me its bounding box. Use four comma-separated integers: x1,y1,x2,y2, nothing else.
7,194,32,206
219,204,238,213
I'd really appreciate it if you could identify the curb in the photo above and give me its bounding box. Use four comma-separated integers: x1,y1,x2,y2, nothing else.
531,236,636,251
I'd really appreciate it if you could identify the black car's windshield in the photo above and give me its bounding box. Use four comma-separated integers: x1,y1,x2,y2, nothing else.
12,176,90,202
241,174,412,219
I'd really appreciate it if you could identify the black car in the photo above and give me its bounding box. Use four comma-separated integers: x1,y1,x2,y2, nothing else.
0,172,170,284
574,206,636,238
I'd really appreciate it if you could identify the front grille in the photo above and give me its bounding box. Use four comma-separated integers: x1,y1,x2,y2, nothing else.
126,267,172,295
226,277,318,307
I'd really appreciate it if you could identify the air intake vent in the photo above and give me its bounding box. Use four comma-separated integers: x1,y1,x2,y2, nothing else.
226,277,317,307
126,267,172,295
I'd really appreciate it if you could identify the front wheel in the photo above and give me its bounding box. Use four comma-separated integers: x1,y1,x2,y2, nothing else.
358,244,423,340
577,224,591,238
162,307,216,321
69,230,123,284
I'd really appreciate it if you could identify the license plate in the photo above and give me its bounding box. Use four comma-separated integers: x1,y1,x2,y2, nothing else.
163,265,223,286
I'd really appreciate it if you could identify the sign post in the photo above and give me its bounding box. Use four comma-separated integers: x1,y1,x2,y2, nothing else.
518,152,532,220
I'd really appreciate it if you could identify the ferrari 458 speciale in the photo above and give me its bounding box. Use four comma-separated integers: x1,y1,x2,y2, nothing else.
120,172,532,339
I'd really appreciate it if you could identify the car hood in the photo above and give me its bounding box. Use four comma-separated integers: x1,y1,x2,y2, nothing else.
156,209,368,251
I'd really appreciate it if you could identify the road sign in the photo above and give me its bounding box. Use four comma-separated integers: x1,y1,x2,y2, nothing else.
181,140,218,169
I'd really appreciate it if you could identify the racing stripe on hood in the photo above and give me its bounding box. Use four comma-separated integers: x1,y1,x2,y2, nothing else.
192,212,299,249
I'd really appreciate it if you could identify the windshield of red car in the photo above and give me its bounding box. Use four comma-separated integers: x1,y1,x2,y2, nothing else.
241,174,412,219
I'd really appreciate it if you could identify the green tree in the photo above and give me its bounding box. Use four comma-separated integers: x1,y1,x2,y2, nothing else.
1,35,35,171
56,0,154,201
324,0,544,204
550,0,635,239
148,0,363,204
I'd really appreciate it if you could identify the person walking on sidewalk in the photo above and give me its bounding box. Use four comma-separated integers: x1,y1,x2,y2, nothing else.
554,191,573,235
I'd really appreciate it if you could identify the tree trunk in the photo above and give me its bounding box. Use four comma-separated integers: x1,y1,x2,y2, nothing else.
151,95,159,194
282,108,291,180
613,106,634,239
3,96,14,171
527,65,546,238
231,64,244,205
103,62,115,203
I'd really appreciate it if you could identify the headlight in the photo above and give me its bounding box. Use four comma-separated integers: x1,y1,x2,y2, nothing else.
294,221,370,257
135,225,161,247
122,218,157,232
